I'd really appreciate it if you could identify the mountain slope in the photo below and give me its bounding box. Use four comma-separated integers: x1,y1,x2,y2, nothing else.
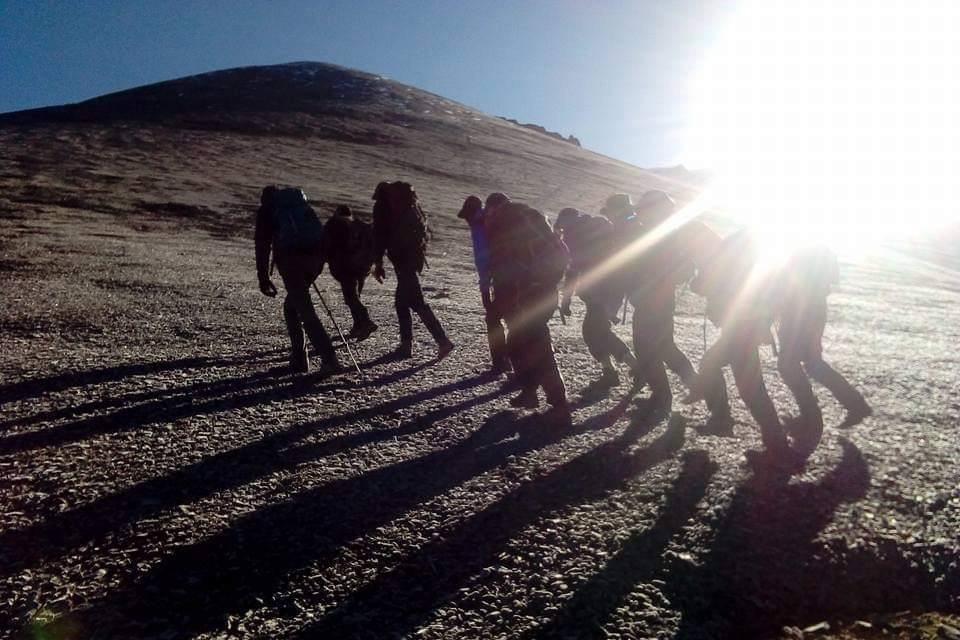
0,61,682,240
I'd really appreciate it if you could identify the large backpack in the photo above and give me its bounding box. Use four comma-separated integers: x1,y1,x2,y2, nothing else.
490,202,568,288
270,188,324,251
347,218,377,277
381,181,429,266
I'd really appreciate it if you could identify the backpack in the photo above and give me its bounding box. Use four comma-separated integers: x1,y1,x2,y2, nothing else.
491,203,568,288
770,244,839,315
692,230,777,326
270,188,324,251
380,181,429,265
347,218,376,277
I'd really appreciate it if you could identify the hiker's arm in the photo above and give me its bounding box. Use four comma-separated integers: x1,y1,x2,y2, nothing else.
254,206,274,288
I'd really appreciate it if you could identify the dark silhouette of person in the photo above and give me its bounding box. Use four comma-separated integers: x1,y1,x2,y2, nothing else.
485,194,569,413
555,207,639,390
775,245,872,454
458,195,510,374
686,230,796,464
255,185,341,375
372,181,454,360
323,204,378,341
601,190,727,420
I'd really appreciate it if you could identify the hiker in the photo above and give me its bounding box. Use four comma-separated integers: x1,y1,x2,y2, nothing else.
774,245,872,454
372,181,454,359
458,195,510,374
323,205,378,341
255,185,341,375
601,191,727,419
686,230,796,463
485,194,570,413
554,207,639,390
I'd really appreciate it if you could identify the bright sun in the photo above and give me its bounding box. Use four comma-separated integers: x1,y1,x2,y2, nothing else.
685,0,959,260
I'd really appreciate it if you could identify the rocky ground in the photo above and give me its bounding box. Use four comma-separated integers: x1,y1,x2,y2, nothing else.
1,194,958,639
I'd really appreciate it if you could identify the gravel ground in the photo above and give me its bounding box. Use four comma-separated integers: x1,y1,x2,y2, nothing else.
1,198,957,640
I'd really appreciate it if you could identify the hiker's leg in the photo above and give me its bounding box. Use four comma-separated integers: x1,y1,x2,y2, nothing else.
731,347,787,453
532,319,567,406
633,307,671,404
806,358,870,413
659,292,696,384
582,301,613,368
340,278,366,327
393,268,414,345
288,283,337,364
400,267,449,344
283,292,307,369
483,286,509,368
506,319,536,394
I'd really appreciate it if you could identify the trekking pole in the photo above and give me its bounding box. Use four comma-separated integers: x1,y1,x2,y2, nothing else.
312,282,364,379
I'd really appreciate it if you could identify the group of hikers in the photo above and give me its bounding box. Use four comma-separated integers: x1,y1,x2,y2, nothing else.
255,182,871,467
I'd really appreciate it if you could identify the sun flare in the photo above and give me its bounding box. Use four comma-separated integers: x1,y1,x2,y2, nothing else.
685,0,959,260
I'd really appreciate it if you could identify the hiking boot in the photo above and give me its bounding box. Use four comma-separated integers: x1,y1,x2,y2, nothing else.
350,319,378,342
509,389,540,409
394,341,413,360
436,339,455,360
290,349,309,374
839,401,872,428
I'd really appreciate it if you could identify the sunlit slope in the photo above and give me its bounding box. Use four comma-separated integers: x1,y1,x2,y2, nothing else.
0,61,678,235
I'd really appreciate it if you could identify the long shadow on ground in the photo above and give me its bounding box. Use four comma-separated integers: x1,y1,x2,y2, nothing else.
66,396,642,637
662,439,959,639
0,372,497,584
521,450,718,639
295,411,701,639
0,350,279,407
0,352,429,453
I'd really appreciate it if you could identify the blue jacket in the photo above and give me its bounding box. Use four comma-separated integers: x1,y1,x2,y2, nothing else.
469,209,491,288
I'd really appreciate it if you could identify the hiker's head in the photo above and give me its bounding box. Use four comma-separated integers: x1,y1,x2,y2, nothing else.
599,193,635,223
554,207,582,234
484,192,510,216
260,185,278,207
457,195,483,222
335,205,353,217
635,190,676,225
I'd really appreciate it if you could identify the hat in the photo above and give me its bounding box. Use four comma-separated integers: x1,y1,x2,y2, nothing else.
599,193,635,218
635,190,676,222
457,195,483,220
554,207,582,230
636,189,675,212
484,192,510,211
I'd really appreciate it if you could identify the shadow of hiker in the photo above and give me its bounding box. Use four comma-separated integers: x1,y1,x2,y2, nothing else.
664,438,871,639
523,450,718,640
0,373,498,582
66,389,653,638
0,349,281,408
0,348,433,453
291,409,690,639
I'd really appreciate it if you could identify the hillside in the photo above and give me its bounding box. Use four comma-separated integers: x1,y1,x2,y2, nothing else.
0,61,683,240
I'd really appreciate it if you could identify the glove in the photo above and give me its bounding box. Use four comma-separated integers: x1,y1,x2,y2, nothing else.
259,278,278,297
373,262,386,283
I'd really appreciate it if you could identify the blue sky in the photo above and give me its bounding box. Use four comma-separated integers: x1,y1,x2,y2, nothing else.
0,0,729,167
